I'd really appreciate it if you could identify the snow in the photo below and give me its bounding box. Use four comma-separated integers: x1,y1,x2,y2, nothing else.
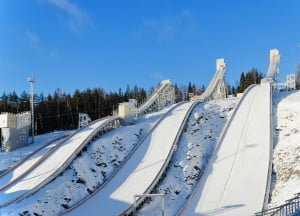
0,130,74,173
3,85,297,216
137,98,239,216
67,102,193,216
0,118,112,207
269,91,300,207
181,84,272,216
0,106,173,216
0,132,76,191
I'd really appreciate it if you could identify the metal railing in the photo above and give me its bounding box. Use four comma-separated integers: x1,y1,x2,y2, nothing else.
255,193,300,216
263,82,274,211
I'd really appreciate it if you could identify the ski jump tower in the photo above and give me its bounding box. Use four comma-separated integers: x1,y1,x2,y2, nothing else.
262,49,281,92
196,58,227,101
136,80,175,115
266,49,281,82
213,58,227,99
118,80,175,120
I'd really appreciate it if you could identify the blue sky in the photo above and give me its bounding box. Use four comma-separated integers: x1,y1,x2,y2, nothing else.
0,0,299,95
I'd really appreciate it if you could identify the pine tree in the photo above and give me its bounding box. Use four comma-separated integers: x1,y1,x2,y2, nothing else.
240,72,246,92
296,64,300,90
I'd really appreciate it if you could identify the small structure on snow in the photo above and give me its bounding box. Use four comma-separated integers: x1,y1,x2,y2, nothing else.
0,112,31,152
78,113,92,128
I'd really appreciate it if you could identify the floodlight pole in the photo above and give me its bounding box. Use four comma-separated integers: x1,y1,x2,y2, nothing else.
27,77,35,144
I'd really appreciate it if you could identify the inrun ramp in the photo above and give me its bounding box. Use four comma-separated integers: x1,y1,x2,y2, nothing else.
180,83,272,216
67,102,193,216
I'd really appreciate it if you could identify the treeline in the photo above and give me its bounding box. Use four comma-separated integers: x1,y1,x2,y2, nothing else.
0,82,202,135
237,68,264,93
225,68,264,95
0,68,264,135
296,64,300,90
175,82,206,101
0,85,147,134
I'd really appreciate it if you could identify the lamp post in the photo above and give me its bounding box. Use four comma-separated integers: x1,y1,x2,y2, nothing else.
27,77,35,144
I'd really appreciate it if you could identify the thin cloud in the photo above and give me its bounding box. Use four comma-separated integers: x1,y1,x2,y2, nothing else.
40,0,92,34
131,30,142,39
143,19,173,40
50,50,60,58
149,72,167,81
134,9,197,41
25,30,40,48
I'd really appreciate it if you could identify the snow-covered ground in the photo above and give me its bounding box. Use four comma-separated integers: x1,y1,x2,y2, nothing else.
180,84,272,216
0,107,172,216
0,130,74,173
68,102,193,216
269,91,300,207
138,98,239,216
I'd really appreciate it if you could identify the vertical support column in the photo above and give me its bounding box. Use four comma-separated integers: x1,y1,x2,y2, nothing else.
27,77,35,144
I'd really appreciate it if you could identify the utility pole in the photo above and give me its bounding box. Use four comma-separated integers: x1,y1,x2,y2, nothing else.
27,77,35,144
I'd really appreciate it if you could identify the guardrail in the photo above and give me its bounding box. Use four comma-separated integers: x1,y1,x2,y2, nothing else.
0,116,119,208
59,102,185,216
255,193,300,216
120,101,198,216
176,84,257,215
0,134,69,179
263,82,274,211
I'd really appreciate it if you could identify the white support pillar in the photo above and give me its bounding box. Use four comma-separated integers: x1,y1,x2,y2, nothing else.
27,77,35,144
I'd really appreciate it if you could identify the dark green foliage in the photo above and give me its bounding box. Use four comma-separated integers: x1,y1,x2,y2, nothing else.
237,68,264,93
296,64,300,90
0,85,148,135
0,81,206,135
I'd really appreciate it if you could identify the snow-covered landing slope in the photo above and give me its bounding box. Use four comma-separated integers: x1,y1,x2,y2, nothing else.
181,84,272,216
0,106,175,216
138,98,239,216
0,136,66,191
0,118,113,207
269,91,300,207
67,102,193,216
0,131,73,173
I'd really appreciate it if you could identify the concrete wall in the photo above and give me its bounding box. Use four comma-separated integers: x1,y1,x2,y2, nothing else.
1,126,30,152
118,102,137,119
0,113,16,128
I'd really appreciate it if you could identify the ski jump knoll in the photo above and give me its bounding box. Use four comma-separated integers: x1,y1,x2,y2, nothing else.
178,49,280,216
